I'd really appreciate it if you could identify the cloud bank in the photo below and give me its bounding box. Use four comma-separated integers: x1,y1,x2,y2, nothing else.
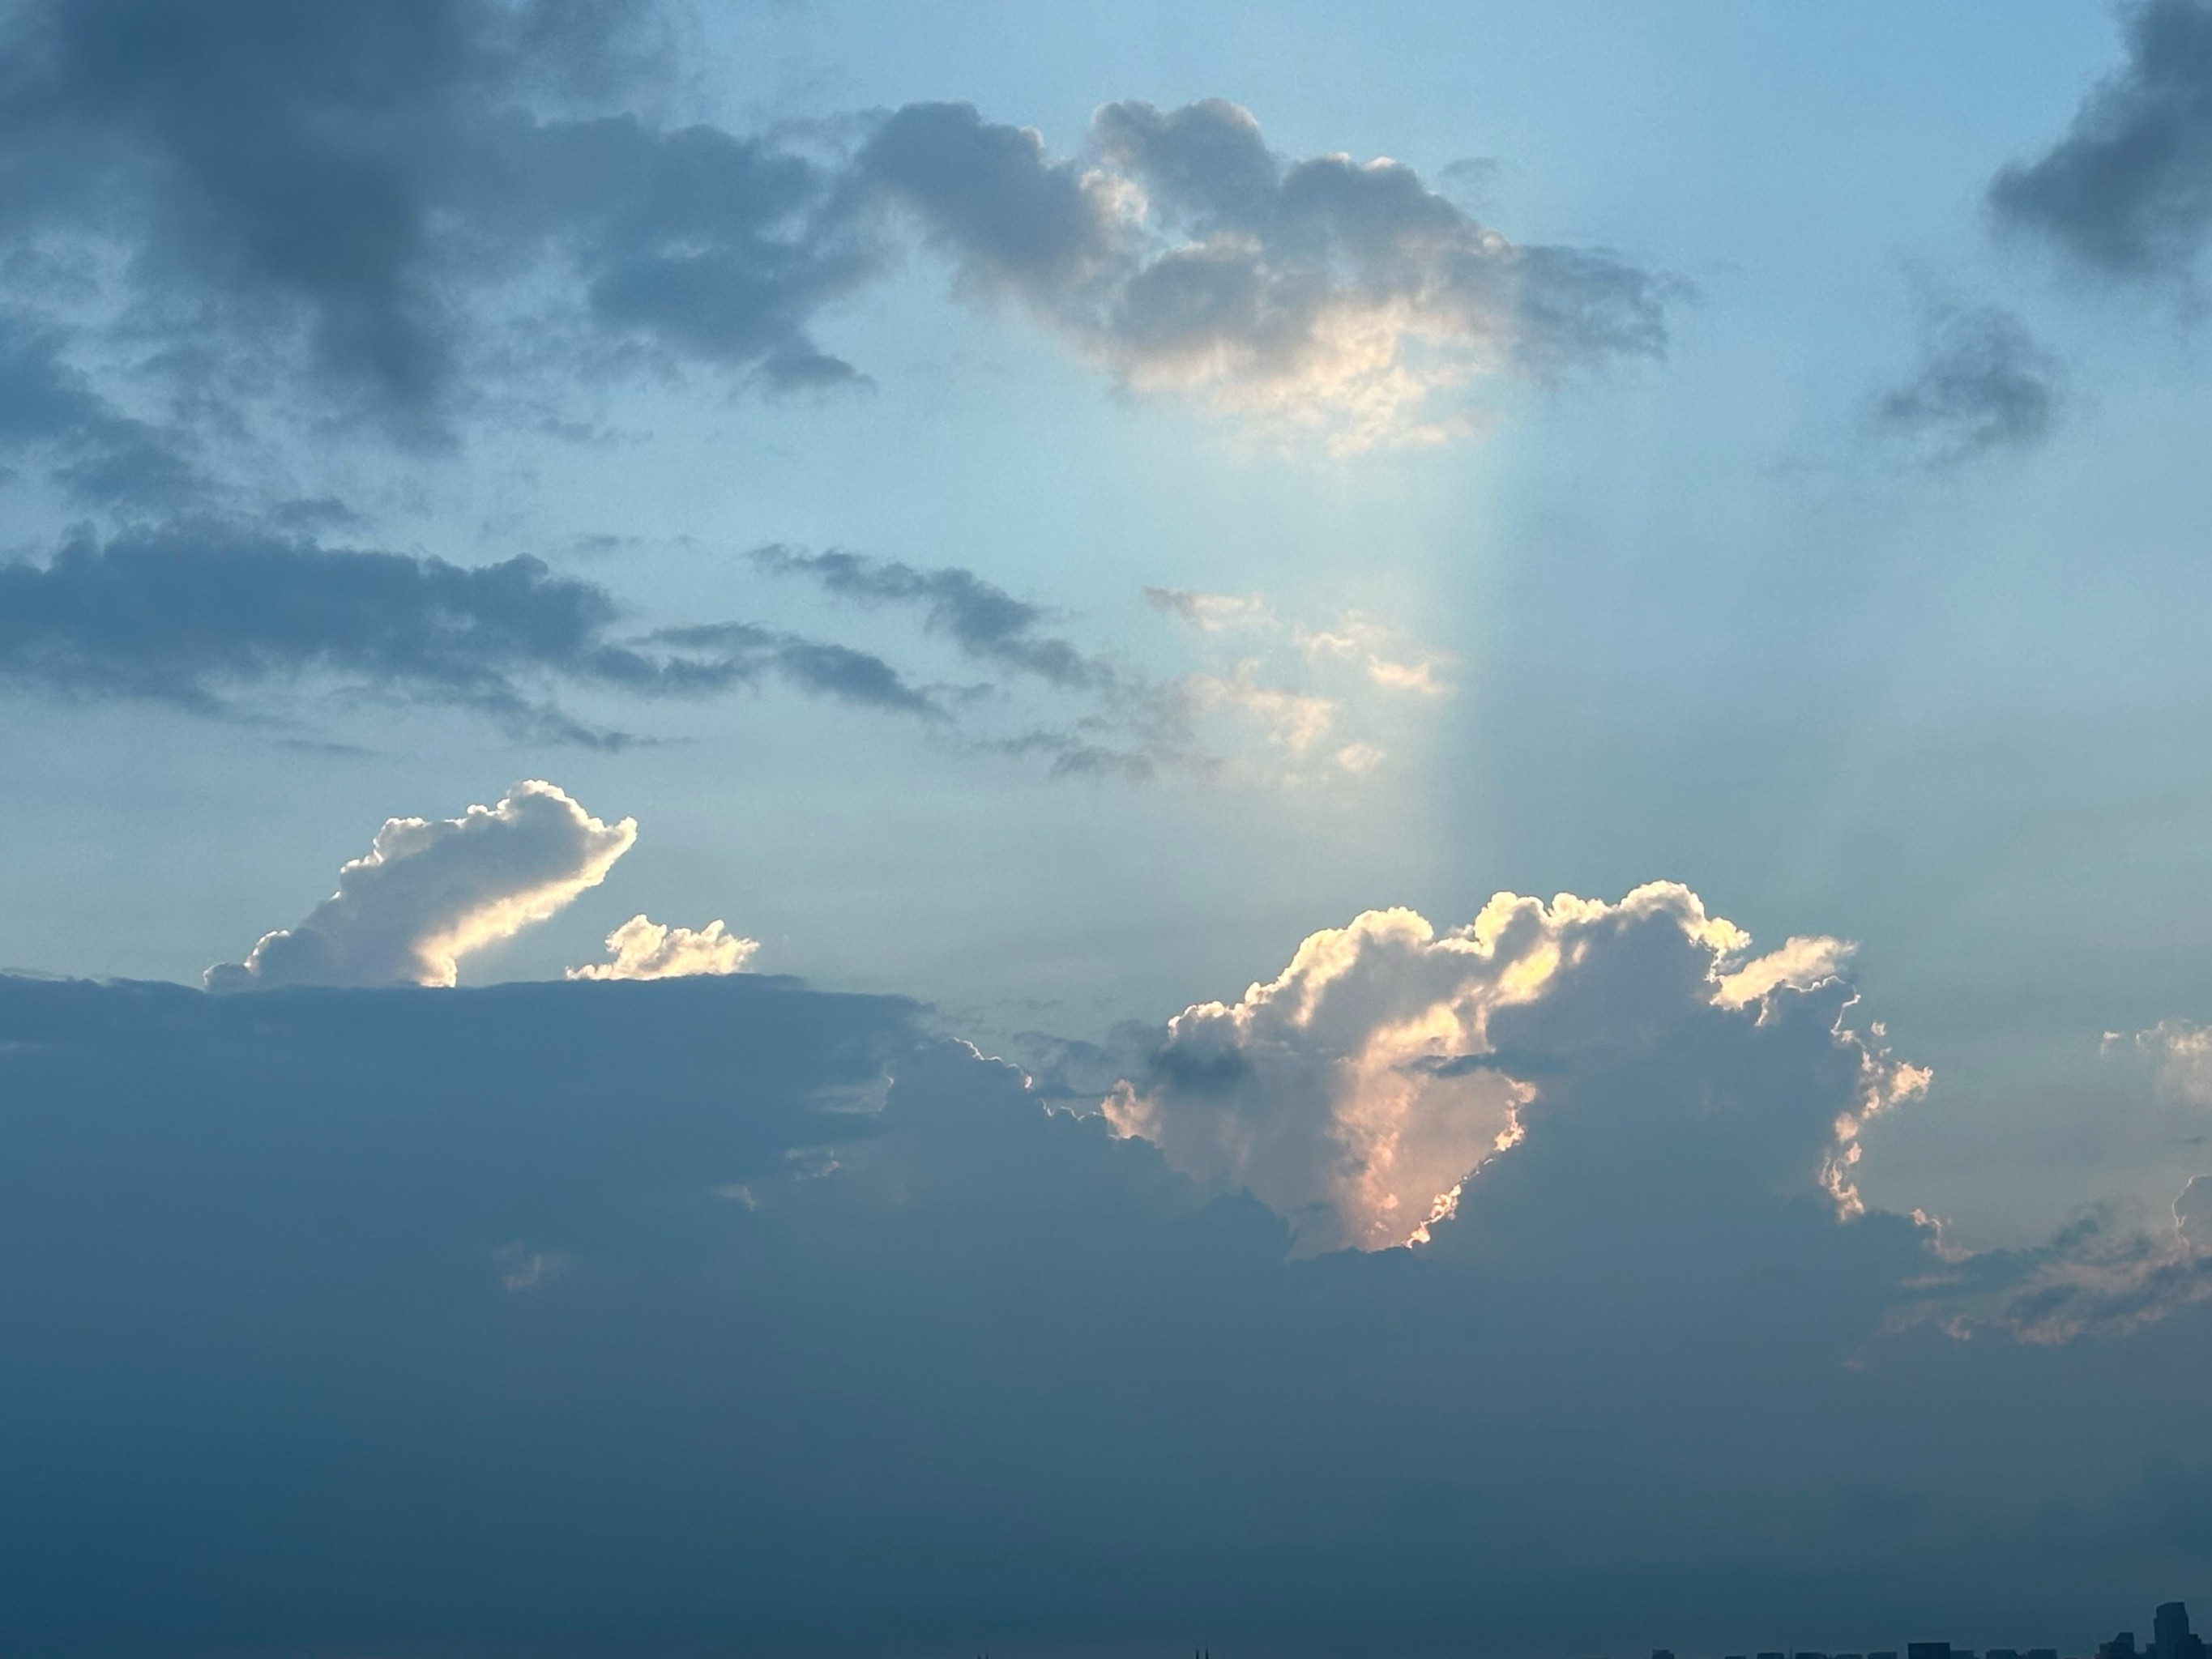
206,779,634,990
7,927,2212,1654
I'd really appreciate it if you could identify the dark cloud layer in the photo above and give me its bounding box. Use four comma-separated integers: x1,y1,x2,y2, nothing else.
0,522,936,742
3,927,2211,1654
1992,0,2212,280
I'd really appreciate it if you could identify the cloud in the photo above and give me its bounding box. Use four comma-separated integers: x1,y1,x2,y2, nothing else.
2131,1017,2212,1105
1140,585,1275,632
0,520,940,741
1148,586,1452,698
1104,882,1911,1253
749,544,1113,689
568,914,758,979
4,5,1668,458
862,98,1673,450
1990,0,2212,281
0,313,207,509
755,545,1445,784
1870,299,2063,463
0,519,1428,778
0,0,873,432
11,942,2212,1650
206,779,634,989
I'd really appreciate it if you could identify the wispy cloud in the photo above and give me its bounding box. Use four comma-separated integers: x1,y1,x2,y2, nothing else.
1869,298,2063,465
760,549,1453,784
0,521,939,744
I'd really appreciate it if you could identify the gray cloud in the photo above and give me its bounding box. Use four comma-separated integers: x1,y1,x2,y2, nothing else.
1991,0,2212,280
1871,300,2063,463
862,97,1675,449
0,520,938,741
6,926,2212,1650
206,779,636,991
0,0,873,433
0,313,206,508
2,6,1664,474
749,543,1115,689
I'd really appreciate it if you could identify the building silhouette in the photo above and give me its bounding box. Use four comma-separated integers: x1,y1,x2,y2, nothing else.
1647,1595,2198,1659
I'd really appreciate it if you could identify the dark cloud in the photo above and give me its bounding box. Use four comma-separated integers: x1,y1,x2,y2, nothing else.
0,520,938,740
0,0,873,433
856,101,1112,293
3,10,1656,458
749,543,1115,689
651,618,945,715
2,943,2211,1653
863,97,1675,447
745,544,1241,781
0,312,205,508
1991,0,2212,279
1871,301,2063,463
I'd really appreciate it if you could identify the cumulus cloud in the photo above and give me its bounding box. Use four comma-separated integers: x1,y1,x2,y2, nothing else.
567,914,758,980
1870,299,2063,464
206,779,634,990
1104,882,1916,1253
863,98,1673,450
0,521,940,743
1990,0,2212,281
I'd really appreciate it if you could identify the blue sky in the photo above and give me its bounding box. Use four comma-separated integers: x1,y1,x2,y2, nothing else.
8,3,2212,1651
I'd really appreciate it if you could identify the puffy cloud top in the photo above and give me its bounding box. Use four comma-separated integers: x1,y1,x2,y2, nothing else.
1107,882,1919,1254
567,914,758,980
206,780,634,990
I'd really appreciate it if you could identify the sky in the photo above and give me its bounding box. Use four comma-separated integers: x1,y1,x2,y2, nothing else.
7,2,2212,1654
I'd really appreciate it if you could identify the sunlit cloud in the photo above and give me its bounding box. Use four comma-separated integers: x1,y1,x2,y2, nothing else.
567,915,759,981
206,780,634,991
1106,882,1898,1254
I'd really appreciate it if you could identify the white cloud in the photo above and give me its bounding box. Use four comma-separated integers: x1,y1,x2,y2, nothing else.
205,780,636,991
1106,882,1913,1254
567,915,759,981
